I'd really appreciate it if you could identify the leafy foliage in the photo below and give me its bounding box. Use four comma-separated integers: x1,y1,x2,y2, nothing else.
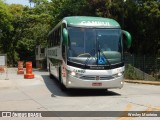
124,64,138,80
0,0,159,66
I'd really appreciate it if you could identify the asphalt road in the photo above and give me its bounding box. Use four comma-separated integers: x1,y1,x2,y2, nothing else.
0,68,160,120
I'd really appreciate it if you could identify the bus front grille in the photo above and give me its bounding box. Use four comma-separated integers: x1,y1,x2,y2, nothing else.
79,76,95,80
79,75,114,80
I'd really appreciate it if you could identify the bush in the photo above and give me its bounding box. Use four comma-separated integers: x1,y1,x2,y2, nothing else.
124,64,138,80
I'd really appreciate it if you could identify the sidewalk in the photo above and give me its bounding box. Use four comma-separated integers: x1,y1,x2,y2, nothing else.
125,79,160,85
0,68,61,120
0,68,44,89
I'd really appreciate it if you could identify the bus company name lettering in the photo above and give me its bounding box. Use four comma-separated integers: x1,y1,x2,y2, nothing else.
81,21,110,26
73,69,85,73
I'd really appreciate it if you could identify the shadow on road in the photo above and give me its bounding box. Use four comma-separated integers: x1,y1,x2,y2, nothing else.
41,75,121,97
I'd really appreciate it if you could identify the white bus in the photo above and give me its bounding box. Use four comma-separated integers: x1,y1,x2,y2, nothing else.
47,16,132,90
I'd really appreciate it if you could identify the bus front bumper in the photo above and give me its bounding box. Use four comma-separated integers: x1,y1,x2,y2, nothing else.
65,75,124,89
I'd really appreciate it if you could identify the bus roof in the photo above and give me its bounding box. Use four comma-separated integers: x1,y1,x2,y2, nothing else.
63,16,121,28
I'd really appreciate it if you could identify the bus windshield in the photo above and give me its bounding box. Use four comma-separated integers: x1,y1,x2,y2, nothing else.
67,27,122,66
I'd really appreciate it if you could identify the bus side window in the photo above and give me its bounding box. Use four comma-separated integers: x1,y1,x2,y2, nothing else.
62,45,66,61
58,28,61,45
53,32,55,46
55,30,58,45
62,24,67,61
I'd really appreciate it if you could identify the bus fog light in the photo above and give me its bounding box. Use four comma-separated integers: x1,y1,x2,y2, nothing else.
121,82,123,84
68,81,72,84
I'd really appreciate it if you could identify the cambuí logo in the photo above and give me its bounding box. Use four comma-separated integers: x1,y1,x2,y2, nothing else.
80,21,111,26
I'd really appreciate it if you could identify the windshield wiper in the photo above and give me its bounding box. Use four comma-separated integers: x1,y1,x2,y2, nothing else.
96,38,111,69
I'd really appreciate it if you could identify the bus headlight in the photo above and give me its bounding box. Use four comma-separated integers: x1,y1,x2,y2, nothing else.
113,72,123,78
68,71,78,77
71,71,76,76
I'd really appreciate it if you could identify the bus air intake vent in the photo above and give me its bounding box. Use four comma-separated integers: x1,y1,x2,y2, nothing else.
79,75,115,80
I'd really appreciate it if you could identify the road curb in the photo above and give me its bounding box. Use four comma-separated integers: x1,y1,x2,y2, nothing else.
125,79,160,85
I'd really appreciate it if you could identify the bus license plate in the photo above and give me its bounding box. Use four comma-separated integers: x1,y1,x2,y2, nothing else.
92,83,102,86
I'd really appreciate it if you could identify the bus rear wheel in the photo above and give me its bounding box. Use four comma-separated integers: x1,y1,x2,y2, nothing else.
49,64,54,79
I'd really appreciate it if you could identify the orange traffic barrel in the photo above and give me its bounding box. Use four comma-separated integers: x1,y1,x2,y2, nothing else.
0,66,5,73
24,61,34,79
17,61,24,74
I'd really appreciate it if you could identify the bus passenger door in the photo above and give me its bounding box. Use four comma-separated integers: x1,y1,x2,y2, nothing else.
61,44,67,86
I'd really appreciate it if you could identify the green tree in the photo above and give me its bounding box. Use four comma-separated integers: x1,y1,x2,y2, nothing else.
0,0,14,64
125,0,160,55
50,0,92,26
7,4,25,65
1,0,159,66
16,1,52,63
0,0,13,32
50,0,126,26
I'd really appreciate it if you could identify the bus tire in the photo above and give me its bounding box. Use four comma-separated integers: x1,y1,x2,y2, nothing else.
60,83,67,91
49,64,54,79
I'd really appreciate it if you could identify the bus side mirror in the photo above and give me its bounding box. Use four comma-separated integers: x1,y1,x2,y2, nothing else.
122,30,132,48
62,28,68,45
